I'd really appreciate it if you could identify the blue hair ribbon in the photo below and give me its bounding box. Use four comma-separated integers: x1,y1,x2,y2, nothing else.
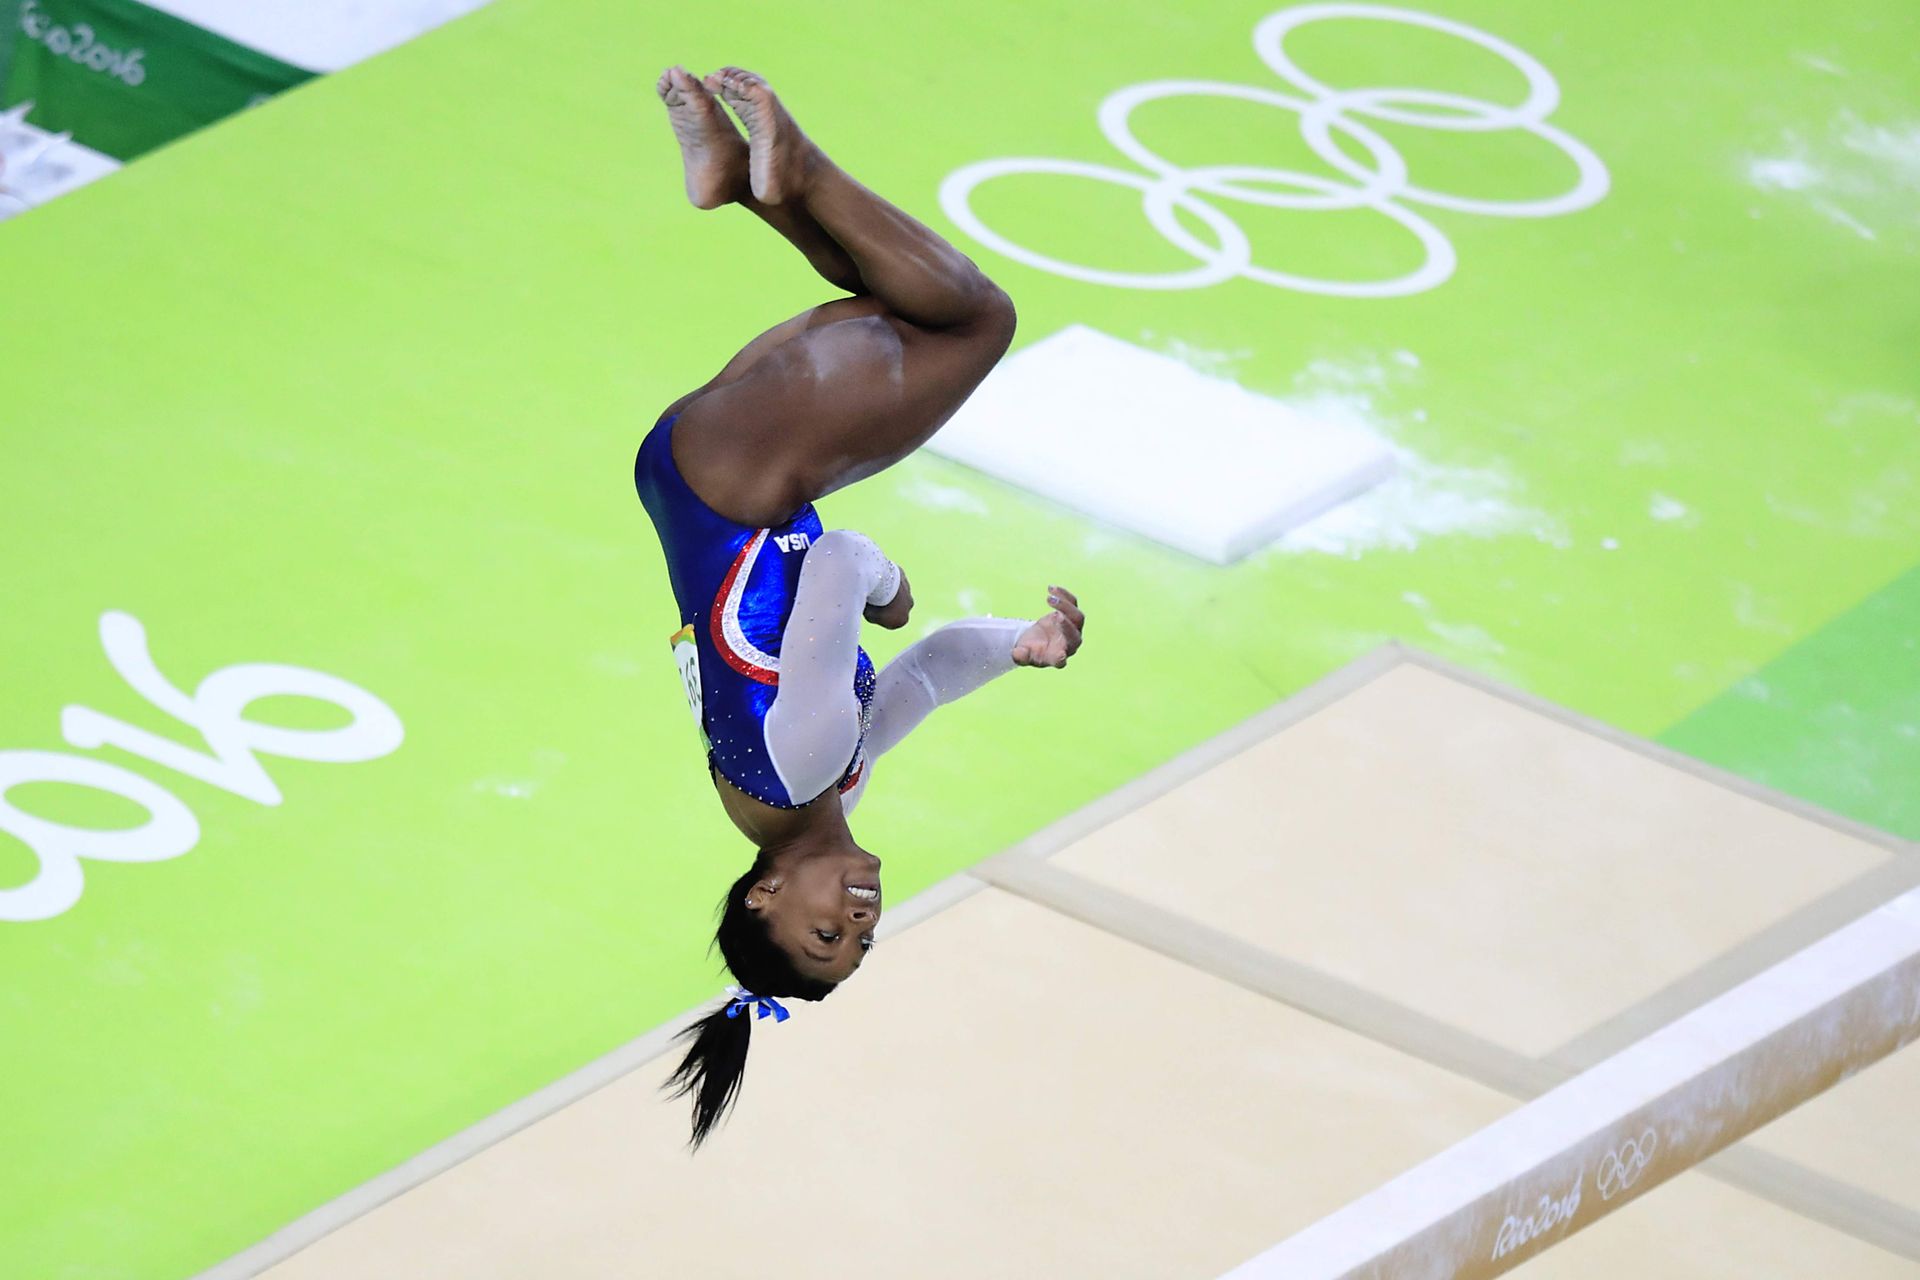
724,985,791,1023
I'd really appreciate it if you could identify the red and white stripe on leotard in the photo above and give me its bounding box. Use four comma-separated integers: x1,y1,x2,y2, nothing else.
710,529,782,686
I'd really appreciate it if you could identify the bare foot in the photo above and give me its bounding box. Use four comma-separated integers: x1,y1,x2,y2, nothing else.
655,65,746,210
707,66,812,205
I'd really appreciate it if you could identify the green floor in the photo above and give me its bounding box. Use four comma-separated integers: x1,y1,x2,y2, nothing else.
2,0,1917,1275
1664,561,1920,840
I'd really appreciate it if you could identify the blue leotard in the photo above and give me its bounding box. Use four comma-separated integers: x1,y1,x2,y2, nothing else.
634,413,876,808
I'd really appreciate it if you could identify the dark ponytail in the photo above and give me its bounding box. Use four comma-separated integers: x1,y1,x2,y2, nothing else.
665,853,837,1147
663,1004,756,1149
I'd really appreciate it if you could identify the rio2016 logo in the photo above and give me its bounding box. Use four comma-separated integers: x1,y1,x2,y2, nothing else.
1491,1176,1581,1261
0,611,403,922
941,2,1608,298
19,0,147,87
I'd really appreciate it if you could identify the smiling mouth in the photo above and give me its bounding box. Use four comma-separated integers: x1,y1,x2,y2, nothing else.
845,885,880,902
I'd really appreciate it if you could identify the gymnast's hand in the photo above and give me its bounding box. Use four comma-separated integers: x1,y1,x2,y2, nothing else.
863,566,914,630
1013,586,1085,668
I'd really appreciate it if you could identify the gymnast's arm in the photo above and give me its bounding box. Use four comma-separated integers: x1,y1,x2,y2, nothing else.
763,529,908,803
861,583,1085,762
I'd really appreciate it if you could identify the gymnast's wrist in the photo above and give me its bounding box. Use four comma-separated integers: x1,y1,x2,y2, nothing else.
867,556,903,608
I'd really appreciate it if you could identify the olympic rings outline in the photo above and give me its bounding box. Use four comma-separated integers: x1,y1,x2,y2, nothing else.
937,2,1610,297
940,156,1258,291
1254,3,1562,127
1596,1127,1659,1201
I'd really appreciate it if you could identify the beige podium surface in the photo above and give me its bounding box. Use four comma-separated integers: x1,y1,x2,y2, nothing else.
250,651,1920,1280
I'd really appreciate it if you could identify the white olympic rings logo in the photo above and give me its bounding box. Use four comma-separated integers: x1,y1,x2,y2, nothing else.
1596,1127,1658,1200
939,3,1610,297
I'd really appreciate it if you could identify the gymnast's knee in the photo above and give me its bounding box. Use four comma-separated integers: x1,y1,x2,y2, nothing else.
964,277,1017,347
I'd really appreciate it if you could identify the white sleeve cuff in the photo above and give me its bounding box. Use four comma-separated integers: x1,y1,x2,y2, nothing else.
866,556,903,609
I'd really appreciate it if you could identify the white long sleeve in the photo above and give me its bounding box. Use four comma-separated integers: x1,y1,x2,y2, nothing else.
836,616,1026,815
865,617,1025,759
762,530,897,805
766,529,1026,811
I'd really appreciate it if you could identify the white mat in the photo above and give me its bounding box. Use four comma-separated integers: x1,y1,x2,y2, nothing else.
141,0,495,71
927,325,1397,564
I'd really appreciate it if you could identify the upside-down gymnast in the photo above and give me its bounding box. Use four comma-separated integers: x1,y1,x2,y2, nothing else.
638,66,1087,1144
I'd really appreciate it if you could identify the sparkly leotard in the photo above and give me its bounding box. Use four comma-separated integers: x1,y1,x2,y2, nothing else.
634,414,875,807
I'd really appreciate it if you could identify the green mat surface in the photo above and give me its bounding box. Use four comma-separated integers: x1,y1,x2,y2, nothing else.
1664,562,1920,840
2,0,1917,1275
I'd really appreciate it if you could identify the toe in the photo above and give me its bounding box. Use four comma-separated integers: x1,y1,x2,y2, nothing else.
679,68,716,104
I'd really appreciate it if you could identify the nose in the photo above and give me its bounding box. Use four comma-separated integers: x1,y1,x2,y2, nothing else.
848,904,876,924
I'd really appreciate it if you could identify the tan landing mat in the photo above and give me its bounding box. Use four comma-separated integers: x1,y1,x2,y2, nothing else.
260,888,1914,1280
1045,655,1919,1236
265,890,1513,1279
245,650,1918,1279
1050,661,1894,1058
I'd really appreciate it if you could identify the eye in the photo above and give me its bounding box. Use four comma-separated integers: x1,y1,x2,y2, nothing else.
859,937,874,952
815,929,841,943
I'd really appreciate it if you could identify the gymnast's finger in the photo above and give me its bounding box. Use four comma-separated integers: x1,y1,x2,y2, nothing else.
1048,586,1085,630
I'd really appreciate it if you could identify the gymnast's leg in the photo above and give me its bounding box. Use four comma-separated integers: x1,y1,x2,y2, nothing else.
654,65,1016,528
839,588,1085,814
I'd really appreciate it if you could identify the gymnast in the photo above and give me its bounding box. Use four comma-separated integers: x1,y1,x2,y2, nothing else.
638,66,1086,1144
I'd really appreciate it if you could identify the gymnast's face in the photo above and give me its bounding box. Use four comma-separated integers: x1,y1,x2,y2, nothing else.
746,847,881,984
